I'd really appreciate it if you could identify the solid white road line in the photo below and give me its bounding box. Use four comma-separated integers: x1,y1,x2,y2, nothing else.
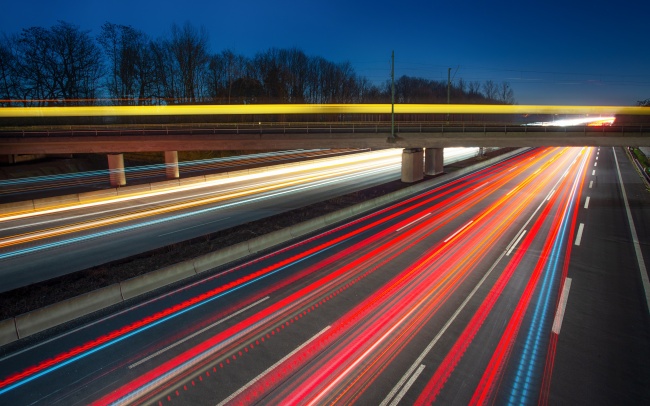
381,149,584,405
129,297,269,369
506,230,527,256
584,196,590,209
381,233,516,406
388,364,426,406
546,189,556,201
396,213,431,232
613,147,650,314
444,220,473,243
217,326,331,406
574,223,585,246
552,278,572,334
561,168,569,178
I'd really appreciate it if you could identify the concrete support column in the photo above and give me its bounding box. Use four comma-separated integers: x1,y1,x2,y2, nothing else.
425,147,444,175
164,151,180,179
401,148,424,183
0,155,16,164
107,153,126,187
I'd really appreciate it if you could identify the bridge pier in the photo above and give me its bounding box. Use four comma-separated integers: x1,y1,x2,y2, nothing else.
107,153,126,187
164,151,180,179
424,147,444,175
401,148,424,183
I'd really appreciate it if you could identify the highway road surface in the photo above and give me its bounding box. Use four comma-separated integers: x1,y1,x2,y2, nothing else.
0,146,648,405
0,148,477,292
0,149,362,202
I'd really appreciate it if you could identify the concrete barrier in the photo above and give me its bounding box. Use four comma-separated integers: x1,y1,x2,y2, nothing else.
248,228,294,255
322,207,354,226
14,284,123,338
353,199,387,215
289,216,328,239
247,167,268,174
0,200,35,215
117,184,151,195
120,261,197,300
149,179,181,191
227,170,244,178
204,173,229,182
33,194,79,209
78,188,118,202
193,241,251,273
179,175,206,186
0,318,18,346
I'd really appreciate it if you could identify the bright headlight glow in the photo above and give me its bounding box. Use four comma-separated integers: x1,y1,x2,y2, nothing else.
525,116,616,127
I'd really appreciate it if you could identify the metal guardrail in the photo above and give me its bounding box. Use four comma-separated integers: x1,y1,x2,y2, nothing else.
627,147,650,188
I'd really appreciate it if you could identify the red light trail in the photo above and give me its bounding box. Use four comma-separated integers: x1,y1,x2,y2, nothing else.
0,147,593,405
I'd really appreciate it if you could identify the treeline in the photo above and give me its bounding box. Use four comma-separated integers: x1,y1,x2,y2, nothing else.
0,21,515,107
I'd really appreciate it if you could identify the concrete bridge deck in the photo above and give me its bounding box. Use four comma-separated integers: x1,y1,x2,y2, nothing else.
1,103,648,184
1,123,649,154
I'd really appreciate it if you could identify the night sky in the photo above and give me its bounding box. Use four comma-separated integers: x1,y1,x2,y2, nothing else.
2,0,649,105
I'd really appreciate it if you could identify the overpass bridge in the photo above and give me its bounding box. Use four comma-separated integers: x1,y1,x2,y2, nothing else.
1,103,649,183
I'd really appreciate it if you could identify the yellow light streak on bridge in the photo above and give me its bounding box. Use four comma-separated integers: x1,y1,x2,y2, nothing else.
1,104,649,118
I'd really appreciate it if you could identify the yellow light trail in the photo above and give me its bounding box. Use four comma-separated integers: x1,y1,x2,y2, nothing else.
0,150,401,222
0,151,400,249
1,104,649,118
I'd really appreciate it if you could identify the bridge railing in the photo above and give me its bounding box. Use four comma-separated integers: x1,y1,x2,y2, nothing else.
0,121,647,137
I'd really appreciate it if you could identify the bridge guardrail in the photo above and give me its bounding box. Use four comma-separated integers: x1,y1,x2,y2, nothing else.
0,123,647,137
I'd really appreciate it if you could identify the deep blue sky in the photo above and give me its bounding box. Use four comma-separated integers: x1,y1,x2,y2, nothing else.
2,0,649,105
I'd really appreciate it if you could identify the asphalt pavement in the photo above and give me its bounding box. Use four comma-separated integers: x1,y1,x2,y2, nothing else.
0,147,648,405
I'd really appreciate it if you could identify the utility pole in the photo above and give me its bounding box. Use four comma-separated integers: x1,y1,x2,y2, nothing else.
447,67,451,105
446,67,451,123
391,50,395,140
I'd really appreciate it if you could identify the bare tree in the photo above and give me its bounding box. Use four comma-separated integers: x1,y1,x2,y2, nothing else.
0,34,22,105
206,49,248,103
149,38,176,103
99,23,154,105
134,39,158,104
14,22,103,105
280,48,309,103
168,22,209,103
457,78,467,97
14,26,57,105
6,20,522,110
253,48,289,102
222,50,244,103
498,81,515,104
50,21,103,103
482,80,498,101
468,81,481,96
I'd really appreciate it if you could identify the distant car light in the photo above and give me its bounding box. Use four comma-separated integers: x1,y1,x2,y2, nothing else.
525,116,616,127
